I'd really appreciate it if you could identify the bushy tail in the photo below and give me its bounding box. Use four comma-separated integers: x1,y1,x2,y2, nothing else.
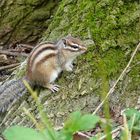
0,78,28,112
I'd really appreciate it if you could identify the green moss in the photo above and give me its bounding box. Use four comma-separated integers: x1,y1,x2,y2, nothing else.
17,0,44,6
43,0,139,76
0,0,59,44
42,0,140,108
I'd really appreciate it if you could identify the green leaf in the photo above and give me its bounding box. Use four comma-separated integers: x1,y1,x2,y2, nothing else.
79,115,100,131
124,108,140,118
133,126,140,132
90,137,98,140
123,108,140,132
57,131,73,140
124,108,140,123
64,111,82,133
42,129,57,140
64,111,100,134
3,126,45,140
56,129,74,140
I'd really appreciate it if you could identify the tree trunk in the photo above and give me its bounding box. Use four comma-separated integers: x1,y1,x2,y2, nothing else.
0,0,139,132
0,0,59,46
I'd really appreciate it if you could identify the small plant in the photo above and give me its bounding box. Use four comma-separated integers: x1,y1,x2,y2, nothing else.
3,81,100,140
3,111,100,140
124,108,140,132
2,65,140,140
119,108,140,140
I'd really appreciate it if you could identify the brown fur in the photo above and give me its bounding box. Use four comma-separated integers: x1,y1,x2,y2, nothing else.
26,36,86,86
27,44,55,67
31,57,57,86
26,43,56,80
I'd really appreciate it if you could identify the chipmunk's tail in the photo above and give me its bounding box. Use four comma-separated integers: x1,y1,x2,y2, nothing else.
0,78,29,112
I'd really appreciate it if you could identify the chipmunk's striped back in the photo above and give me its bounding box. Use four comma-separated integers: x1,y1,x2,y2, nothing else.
27,42,58,79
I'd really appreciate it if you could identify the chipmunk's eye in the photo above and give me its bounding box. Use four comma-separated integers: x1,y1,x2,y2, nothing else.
72,45,79,49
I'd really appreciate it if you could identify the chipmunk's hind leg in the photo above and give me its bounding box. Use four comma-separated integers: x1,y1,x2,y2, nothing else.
44,69,60,92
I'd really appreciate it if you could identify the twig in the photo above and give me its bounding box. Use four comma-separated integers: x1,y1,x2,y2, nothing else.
76,125,121,140
92,42,140,115
0,63,20,71
0,50,28,57
99,126,121,140
8,49,24,52
18,43,34,49
126,61,140,73
77,132,90,139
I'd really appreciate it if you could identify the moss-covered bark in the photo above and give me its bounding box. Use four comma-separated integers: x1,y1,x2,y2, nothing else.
0,0,140,132
0,0,59,45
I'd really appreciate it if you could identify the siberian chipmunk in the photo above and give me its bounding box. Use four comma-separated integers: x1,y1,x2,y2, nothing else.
0,35,87,111
26,35,87,92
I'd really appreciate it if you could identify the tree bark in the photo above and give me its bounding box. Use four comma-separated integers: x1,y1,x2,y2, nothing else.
0,0,139,132
0,0,59,46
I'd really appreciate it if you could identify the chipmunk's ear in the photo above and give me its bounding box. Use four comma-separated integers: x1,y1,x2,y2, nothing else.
57,38,66,48
67,33,72,36
66,34,72,38
62,38,66,46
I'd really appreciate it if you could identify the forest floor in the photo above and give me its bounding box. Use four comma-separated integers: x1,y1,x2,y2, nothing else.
0,43,33,82
0,43,140,140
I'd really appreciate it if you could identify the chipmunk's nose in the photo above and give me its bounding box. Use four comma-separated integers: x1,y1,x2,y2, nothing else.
81,46,87,52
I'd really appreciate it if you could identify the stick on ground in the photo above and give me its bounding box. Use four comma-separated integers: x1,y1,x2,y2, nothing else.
18,44,34,49
0,50,28,57
93,42,140,115
0,63,20,71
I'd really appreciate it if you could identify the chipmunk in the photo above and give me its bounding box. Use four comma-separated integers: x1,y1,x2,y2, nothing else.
0,35,87,112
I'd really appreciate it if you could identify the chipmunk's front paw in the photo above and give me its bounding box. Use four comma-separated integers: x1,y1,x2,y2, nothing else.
65,64,73,72
46,84,60,92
